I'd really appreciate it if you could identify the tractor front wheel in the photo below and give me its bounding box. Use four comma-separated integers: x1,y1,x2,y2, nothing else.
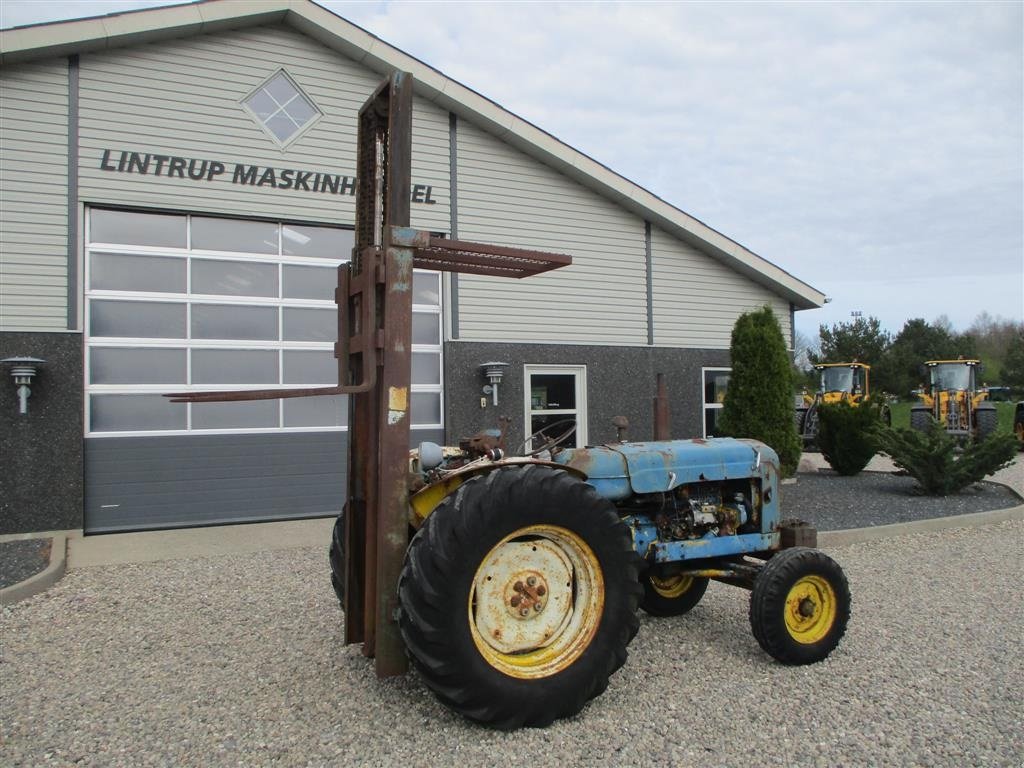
640,567,709,617
749,547,850,665
398,465,641,729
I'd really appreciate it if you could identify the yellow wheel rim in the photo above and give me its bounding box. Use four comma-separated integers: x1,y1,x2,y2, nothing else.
784,575,837,644
649,572,694,599
469,525,604,679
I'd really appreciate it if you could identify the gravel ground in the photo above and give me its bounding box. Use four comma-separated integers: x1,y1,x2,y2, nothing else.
781,472,1020,531
3,520,1022,767
0,539,51,590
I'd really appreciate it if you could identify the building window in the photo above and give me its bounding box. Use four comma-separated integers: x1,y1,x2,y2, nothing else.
523,365,587,450
84,209,443,436
242,69,321,146
702,367,731,437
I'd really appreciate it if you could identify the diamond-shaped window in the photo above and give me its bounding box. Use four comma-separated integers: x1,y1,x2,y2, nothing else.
243,70,322,146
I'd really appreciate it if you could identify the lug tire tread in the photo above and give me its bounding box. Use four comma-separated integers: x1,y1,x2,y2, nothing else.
398,464,641,730
749,547,850,665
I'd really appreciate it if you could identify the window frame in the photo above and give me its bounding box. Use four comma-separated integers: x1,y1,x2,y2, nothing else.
701,367,731,438
240,68,323,148
522,364,588,450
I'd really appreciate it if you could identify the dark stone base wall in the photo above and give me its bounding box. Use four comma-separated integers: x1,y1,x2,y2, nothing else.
444,342,730,450
0,332,84,534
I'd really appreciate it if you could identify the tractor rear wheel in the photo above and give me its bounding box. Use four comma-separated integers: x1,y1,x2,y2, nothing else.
640,567,709,617
328,511,345,606
975,405,998,440
398,464,641,730
749,547,850,665
910,407,932,433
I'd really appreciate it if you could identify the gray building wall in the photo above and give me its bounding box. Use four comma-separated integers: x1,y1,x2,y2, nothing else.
444,341,730,452
76,25,450,234
0,60,70,331
0,332,84,534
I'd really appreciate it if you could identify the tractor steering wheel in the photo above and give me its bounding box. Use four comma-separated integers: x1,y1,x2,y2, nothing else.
516,419,578,457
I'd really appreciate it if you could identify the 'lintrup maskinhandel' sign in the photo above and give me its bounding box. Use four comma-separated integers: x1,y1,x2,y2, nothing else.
99,149,439,204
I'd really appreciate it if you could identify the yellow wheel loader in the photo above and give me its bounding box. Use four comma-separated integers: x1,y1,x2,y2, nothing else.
911,359,997,441
796,362,889,446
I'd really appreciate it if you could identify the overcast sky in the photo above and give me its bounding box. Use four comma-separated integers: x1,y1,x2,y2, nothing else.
3,0,1022,342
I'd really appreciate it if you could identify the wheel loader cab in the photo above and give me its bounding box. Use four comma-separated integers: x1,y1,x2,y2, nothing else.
817,362,869,405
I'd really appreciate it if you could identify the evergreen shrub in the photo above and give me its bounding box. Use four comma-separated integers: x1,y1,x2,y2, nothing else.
816,400,882,476
877,420,1016,495
719,306,802,477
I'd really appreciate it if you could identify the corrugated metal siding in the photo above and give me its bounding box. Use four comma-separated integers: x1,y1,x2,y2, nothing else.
651,225,792,349
85,432,348,532
0,60,69,330
85,427,444,532
77,25,449,230
455,120,647,345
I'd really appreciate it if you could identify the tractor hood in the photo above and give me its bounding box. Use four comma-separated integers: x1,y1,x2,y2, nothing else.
552,438,777,501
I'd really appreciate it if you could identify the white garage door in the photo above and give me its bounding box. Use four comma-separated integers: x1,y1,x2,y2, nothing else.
83,208,444,532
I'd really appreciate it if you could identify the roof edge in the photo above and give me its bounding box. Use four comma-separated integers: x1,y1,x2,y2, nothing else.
0,0,825,309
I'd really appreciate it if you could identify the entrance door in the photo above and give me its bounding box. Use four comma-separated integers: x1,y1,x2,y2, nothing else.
523,365,588,451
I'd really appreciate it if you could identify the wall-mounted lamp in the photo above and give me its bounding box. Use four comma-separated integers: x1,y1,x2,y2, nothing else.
1,357,46,415
480,361,509,406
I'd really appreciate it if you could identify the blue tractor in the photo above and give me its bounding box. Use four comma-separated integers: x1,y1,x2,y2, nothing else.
330,419,851,730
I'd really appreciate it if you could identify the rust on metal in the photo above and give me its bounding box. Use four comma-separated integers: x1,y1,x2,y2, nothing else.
413,235,571,278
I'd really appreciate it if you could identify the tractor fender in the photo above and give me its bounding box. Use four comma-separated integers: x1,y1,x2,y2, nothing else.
409,457,586,527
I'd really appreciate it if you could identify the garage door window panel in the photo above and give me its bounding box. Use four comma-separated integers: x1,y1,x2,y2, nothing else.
90,300,186,339
90,209,185,248
282,225,348,258
85,210,443,436
191,400,279,430
284,396,348,428
283,350,336,385
91,394,186,432
191,259,279,298
283,307,336,341
192,349,279,384
412,312,440,345
191,304,279,341
283,265,335,301
90,252,186,293
90,348,186,385
191,217,278,254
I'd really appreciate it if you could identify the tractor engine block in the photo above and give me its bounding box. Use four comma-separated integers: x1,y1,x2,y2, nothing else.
632,482,754,541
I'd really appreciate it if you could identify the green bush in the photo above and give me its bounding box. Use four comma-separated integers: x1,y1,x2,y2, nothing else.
719,306,802,477
816,401,882,476
877,420,1016,495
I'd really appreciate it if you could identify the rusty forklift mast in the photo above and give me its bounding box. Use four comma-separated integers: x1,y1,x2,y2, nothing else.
170,73,571,676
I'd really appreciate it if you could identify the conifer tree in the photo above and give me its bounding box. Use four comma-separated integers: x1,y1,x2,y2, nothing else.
719,306,802,476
